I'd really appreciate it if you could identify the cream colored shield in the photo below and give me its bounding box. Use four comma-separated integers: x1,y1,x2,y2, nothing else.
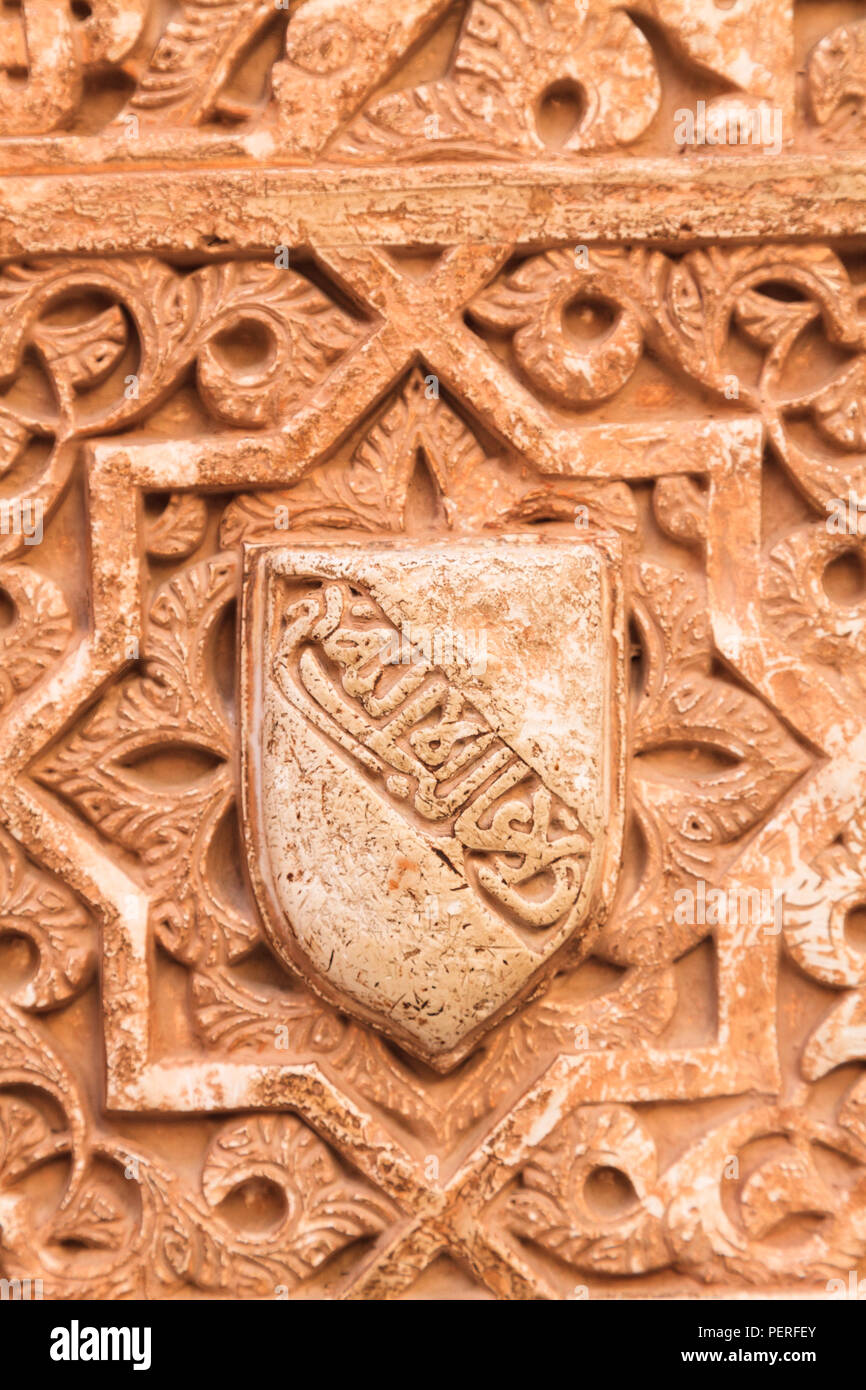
241,538,625,1070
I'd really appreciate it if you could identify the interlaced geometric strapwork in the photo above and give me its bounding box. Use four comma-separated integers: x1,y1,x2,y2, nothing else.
1,0,866,1302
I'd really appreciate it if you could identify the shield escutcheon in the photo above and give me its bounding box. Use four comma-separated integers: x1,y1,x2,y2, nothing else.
241,538,626,1070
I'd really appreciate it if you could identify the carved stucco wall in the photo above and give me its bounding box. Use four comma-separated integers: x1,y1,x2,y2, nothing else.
1,0,866,1301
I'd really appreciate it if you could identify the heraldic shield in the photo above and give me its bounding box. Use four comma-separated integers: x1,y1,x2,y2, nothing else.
241,538,626,1070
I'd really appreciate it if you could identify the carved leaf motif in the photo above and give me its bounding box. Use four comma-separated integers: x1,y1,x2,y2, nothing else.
532,966,678,1052
506,1106,665,1273
0,257,362,447
334,1030,441,1139
202,1116,396,1275
0,3,80,137
220,369,490,544
51,1178,132,1251
803,993,866,1081
0,829,96,1011
652,476,708,545
33,305,128,402
144,494,209,560
780,817,866,1085
192,959,677,1145
597,561,810,968
494,480,638,535
0,1096,64,1187
739,1150,834,1240
0,258,174,436
808,20,866,131
652,245,853,391
37,556,236,831
470,248,646,405
810,357,866,450
125,1,277,126
613,245,866,516
144,1180,242,1295
35,555,257,968
335,0,660,159
763,524,866,686
424,970,677,1144
193,261,363,428
633,561,809,844
0,997,87,1175
640,677,809,842
0,566,72,711
469,239,866,458
332,0,789,160
0,1067,391,1299
659,1112,866,1285
783,840,866,991
840,1074,866,1148
187,968,449,1141
734,287,816,352
0,411,31,482
0,0,791,148
650,244,866,505
190,966,345,1055
504,1107,866,1285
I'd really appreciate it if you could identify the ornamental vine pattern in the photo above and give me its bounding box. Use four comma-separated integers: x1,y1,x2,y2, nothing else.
2,3,866,1302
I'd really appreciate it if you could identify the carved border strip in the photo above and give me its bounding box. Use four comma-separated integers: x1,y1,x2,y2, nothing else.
1,157,866,257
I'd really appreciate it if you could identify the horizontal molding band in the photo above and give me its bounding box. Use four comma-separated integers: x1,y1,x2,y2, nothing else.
0,155,862,257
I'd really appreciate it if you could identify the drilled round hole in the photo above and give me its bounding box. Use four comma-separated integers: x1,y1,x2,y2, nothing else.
536,79,586,150
822,549,866,605
0,588,14,630
119,743,222,789
563,295,617,346
217,1178,287,1234
753,279,808,303
845,904,866,954
209,318,276,379
583,1166,639,1219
